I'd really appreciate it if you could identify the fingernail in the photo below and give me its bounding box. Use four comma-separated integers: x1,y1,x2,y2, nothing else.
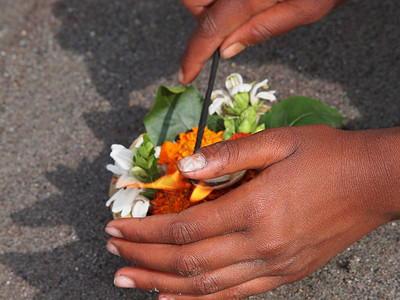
177,153,206,173
221,42,245,59
178,67,184,83
159,296,174,300
105,226,124,238
106,242,120,256
114,275,135,288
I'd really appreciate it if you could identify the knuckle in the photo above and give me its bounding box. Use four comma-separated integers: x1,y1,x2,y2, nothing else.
258,128,299,165
196,11,219,39
202,140,241,175
256,236,289,258
219,141,241,169
250,22,274,43
168,220,195,245
269,256,298,275
148,275,161,292
174,251,203,276
192,274,221,295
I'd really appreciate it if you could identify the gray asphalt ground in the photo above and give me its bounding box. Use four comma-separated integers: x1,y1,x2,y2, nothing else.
1,0,399,299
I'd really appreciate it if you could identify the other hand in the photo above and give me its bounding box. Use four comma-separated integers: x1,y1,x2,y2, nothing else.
105,125,400,299
179,0,347,84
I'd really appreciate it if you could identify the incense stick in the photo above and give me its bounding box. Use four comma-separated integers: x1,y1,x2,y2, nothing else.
193,49,220,153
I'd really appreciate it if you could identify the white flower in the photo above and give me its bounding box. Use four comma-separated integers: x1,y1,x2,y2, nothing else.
106,143,160,188
106,140,160,218
209,73,277,116
209,89,232,115
249,79,276,105
225,73,252,96
106,188,150,218
106,144,140,188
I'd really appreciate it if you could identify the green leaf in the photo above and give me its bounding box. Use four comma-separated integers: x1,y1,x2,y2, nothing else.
206,114,225,132
134,156,147,169
147,156,155,170
138,146,149,158
144,85,203,146
163,86,186,94
254,123,265,133
260,96,345,129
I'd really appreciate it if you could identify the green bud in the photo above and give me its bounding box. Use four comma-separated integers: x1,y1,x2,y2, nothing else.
131,147,139,158
132,166,148,181
222,130,234,140
224,118,236,132
223,104,241,116
237,119,251,133
239,107,257,133
233,92,250,112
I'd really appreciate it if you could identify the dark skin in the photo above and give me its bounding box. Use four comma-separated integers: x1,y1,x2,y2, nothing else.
178,0,348,84
105,1,400,299
106,126,400,299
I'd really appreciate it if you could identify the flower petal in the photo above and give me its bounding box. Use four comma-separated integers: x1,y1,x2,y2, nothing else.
106,188,121,207
209,90,232,115
225,73,243,93
154,146,161,158
110,144,134,170
250,79,271,104
108,188,142,217
133,135,144,148
230,83,252,96
208,96,226,115
106,162,125,175
255,91,276,101
116,173,141,189
131,195,150,218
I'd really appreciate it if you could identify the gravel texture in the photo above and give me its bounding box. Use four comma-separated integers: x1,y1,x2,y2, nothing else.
0,0,399,299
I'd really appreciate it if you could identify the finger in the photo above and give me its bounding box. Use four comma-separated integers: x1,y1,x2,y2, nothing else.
179,0,277,84
114,260,280,296
158,276,286,299
220,0,340,58
107,231,253,276
105,183,254,244
177,128,298,180
180,0,217,21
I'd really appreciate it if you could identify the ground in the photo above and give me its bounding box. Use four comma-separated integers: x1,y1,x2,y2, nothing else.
0,0,399,299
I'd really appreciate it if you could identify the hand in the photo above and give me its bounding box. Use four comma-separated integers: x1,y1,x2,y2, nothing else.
178,0,347,84
105,125,400,299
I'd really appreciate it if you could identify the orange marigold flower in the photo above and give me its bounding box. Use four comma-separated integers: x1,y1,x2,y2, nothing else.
158,127,223,174
150,170,257,215
151,127,256,215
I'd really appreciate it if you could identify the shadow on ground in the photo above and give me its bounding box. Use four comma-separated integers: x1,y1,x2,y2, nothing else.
1,0,399,298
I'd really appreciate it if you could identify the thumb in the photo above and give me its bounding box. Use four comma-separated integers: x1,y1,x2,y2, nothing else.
177,128,298,180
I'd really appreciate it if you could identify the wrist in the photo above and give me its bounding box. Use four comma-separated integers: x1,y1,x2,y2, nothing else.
359,127,400,221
